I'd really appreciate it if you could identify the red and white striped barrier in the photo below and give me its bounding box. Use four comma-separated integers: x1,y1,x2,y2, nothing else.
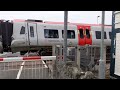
0,56,56,62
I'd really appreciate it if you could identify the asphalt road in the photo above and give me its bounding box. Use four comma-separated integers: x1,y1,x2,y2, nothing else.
0,61,53,79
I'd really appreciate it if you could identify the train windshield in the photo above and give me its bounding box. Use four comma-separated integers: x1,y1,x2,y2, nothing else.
20,26,25,34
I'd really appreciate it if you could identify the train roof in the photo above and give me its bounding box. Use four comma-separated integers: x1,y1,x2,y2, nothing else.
44,21,112,27
1,19,112,28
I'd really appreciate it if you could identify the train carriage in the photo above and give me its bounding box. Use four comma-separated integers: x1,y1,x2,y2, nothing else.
0,19,112,55
11,20,78,54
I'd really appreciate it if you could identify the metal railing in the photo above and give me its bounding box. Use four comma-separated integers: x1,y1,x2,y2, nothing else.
0,56,56,79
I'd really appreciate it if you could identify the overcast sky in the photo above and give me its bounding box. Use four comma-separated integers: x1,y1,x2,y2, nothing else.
0,11,112,25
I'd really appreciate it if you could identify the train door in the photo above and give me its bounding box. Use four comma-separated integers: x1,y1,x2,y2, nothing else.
27,23,38,46
85,26,92,45
77,25,86,46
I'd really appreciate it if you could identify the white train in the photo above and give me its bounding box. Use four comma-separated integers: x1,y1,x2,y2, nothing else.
0,19,112,55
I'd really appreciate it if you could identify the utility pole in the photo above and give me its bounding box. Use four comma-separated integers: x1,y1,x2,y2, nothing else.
63,11,68,64
99,11,105,79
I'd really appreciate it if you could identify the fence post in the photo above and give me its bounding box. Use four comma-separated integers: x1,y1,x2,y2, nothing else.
52,46,56,79
77,45,81,69
52,45,56,56
60,45,63,64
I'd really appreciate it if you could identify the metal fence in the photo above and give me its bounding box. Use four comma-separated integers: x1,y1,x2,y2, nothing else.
0,56,56,79
53,45,78,79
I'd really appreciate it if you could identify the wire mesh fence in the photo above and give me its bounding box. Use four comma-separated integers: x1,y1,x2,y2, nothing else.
53,45,78,79
0,60,55,79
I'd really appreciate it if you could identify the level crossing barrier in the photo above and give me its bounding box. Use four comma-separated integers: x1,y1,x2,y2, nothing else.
0,56,56,79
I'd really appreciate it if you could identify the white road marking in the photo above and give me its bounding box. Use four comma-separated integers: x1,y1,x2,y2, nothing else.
42,60,48,68
16,61,25,79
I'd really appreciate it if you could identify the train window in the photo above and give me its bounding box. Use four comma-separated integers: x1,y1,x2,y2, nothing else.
96,31,101,39
95,31,107,39
30,26,34,37
44,29,59,38
79,29,84,38
20,26,25,34
62,30,75,39
104,32,107,39
86,29,90,38
109,32,112,39
68,30,75,39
